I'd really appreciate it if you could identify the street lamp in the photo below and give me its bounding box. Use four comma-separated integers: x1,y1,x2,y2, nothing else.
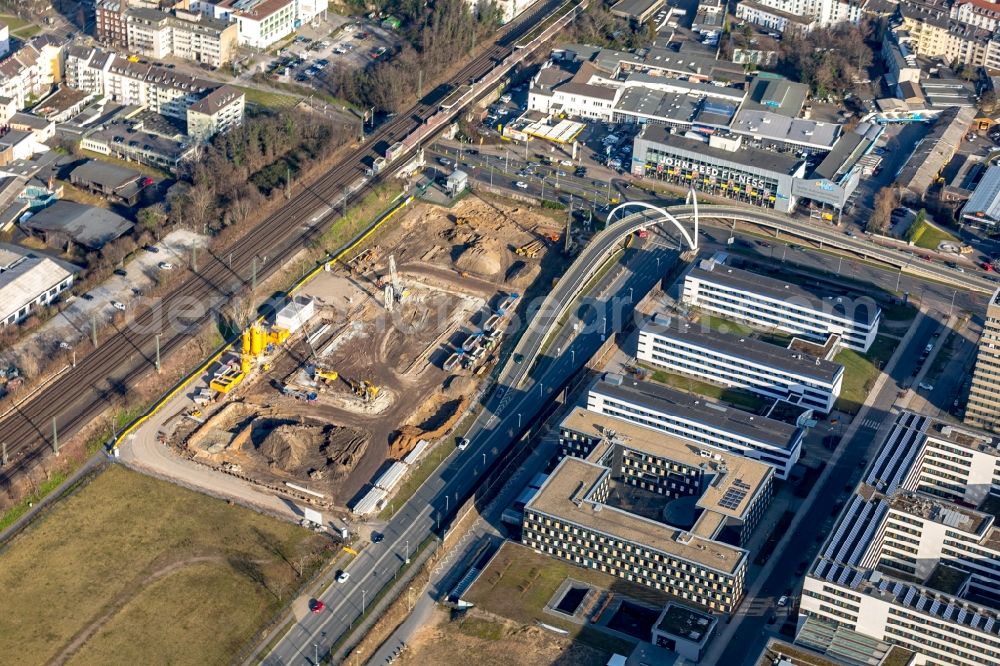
517,413,522,429
482,452,487,466
571,349,575,365
362,589,366,615
405,539,410,565
314,643,319,665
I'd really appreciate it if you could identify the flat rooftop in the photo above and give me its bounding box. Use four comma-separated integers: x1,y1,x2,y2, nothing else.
560,407,773,519
638,124,803,176
610,0,661,19
641,318,843,382
730,109,840,149
686,262,881,326
656,602,716,642
889,489,990,536
526,457,746,574
590,375,803,452
926,420,1000,457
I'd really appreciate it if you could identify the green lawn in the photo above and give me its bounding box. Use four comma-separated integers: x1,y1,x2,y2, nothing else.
466,542,657,655
906,217,961,251
642,365,766,412
696,313,754,336
0,13,32,31
834,334,897,414
233,85,300,109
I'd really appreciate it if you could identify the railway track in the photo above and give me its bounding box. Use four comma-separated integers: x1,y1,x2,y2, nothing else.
0,0,566,486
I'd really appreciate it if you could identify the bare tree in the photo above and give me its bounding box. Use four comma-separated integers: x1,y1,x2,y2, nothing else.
869,186,899,234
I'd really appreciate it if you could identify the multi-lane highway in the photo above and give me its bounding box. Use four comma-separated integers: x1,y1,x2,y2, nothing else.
0,0,573,488
263,221,683,664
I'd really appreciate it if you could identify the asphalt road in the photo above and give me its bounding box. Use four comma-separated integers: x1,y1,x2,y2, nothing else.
264,227,683,664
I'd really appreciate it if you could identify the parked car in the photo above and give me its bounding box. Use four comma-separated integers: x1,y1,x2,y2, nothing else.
918,382,934,391
111,301,126,311
311,599,325,613
113,268,127,276
336,571,350,583
158,262,174,270
458,437,470,450
514,181,529,189
777,595,789,607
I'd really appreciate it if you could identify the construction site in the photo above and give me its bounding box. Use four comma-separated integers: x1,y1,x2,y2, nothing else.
156,194,578,518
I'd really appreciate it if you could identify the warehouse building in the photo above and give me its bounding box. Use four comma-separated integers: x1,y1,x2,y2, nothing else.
524,409,773,612
586,373,804,479
801,411,1000,666
637,316,844,413
0,243,79,327
681,255,881,352
631,124,805,212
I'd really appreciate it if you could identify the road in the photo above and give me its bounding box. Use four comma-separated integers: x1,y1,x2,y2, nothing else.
263,226,683,664
0,0,573,491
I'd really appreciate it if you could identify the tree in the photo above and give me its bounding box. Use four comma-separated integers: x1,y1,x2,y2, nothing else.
870,186,899,234
136,203,167,238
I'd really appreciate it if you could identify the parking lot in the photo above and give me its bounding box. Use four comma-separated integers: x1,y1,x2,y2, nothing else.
260,20,403,86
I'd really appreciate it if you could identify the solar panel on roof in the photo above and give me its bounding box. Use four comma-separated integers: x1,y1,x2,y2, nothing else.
718,486,747,510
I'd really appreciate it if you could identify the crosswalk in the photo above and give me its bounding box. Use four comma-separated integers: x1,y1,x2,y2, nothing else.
859,418,881,430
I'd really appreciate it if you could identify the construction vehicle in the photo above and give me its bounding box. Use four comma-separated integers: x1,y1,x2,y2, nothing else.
541,230,560,242
347,378,381,403
313,367,339,384
388,255,408,303
515,240,544,258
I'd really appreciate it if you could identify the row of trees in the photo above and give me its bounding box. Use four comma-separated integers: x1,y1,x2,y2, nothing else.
321,0,503,113
136,109,349,241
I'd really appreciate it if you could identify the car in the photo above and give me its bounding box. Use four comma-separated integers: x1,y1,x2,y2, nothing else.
983,262,995,272
954,266,966,273
777,595,789,607
132,287,143,296
437,157,452,167
111,301,126,311
921,255,932,261
372,531,384,543
574,167,587,177
919,382,934,391
144,244,159,253
513,353,524,364
457,437,470,450
845,230,856,238
158,261,175,270
925,343,934,354
311,599,325,613
560,159,573,166
336,571,350,583
81,292,94,301
758,240,771,248
59,341,71,350
515,181,529,189
114,268,127,276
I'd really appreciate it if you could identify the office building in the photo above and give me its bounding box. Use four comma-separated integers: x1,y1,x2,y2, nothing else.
233,0,297,49
681,255,881,352
0,244,79,327
64,46,244,140
965,288,1000,431
586,373,804,478
800,411,1000,666
637,317,844,413
524,407,773,612
735,0,816,34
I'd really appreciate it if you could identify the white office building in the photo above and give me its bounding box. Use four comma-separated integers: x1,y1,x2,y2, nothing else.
682,255,881,352
587,374,804,479
800,411,1000,666
637,317,844,413
743,0,863,28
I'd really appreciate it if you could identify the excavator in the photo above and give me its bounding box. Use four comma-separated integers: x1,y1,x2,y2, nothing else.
345,377,380,403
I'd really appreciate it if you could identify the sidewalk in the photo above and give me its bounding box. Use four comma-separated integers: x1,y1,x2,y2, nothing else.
700,307,927,664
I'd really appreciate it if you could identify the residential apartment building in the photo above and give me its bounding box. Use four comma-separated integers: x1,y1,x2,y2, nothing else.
126,7,238,67
681,255,881,352
523,410,773,612
741,0,863,28
186,84,245,141
96,0,129,48
951,0,1000,31
636,317,844,413
898,0,1000,70
64,46,244,140
0,244,79,327
965,288,1000,431
557,406,774,545
735,0,817,35
0,37,64,111
800,411,1000,666
586,373,804,479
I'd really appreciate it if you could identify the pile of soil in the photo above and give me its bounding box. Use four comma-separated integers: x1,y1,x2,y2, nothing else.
455,238,503,276
258,424,320,470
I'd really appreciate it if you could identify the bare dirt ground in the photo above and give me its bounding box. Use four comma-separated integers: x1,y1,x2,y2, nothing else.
160,194,572,508
397,607,609,666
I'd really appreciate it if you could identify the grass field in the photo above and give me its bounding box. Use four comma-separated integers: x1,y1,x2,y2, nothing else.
0,465,329,666
643,365,766,412
234,85,301,110
834,334,897,414
906,217,961,251
466,542,661,655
